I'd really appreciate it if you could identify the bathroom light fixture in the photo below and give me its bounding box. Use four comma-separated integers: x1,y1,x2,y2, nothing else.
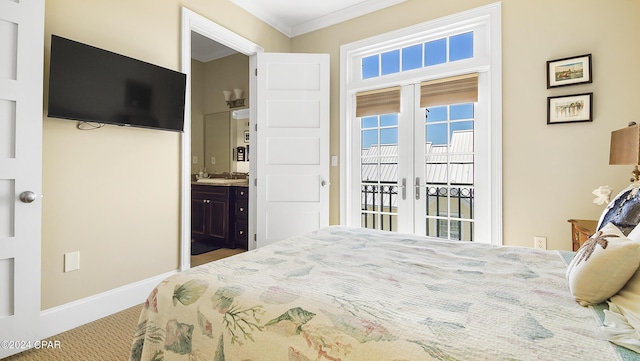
223,88,245,108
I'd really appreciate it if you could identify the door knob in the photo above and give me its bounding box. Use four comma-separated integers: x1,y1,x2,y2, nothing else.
20,191,36,203
321,180,330,187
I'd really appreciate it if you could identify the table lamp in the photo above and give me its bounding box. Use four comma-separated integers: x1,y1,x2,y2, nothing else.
610,122,640,182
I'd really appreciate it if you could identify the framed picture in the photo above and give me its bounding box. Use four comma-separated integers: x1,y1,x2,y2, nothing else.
547,93,593,125
244,130,250,143
547,54,592,88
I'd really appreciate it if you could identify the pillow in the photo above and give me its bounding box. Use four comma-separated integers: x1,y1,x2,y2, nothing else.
603,269,640,353
597,184,640,236
628,222,640,242
566,222,640,306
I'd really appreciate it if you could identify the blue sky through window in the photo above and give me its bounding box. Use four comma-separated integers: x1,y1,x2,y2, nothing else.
361,32,474,80
362,55,379,79
450,32,473,61
425,38,446,66
426,104,474,145
402,44,422,71
361,105,474,149
361,114,398,149
381,50,400,75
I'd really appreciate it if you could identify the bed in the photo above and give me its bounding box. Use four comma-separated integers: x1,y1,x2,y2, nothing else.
129,225,640,361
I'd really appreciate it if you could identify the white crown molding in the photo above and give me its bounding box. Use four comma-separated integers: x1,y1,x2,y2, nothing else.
232,0,407,38
290,0,407,37
232,0,294,37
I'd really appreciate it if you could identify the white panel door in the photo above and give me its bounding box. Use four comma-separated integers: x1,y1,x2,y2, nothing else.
256,53,329,247
0,0,44,357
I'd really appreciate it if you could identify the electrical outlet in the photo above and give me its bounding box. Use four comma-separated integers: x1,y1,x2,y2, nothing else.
534,236,547,250
211,157,216,165
64,251,80,272
192,156,198,164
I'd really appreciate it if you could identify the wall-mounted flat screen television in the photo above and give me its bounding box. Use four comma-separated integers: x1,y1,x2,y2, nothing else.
48,35,186,132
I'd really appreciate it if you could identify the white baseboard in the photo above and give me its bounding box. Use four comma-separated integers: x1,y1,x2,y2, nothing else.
39,270,178,339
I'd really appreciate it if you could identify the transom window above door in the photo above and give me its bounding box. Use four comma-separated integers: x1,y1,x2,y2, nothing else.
362,31,474,79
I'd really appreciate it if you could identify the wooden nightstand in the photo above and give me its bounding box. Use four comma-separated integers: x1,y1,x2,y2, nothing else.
568,219,598,251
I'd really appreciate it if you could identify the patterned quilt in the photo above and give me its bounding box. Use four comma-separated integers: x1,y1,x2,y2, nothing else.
130,226,626,361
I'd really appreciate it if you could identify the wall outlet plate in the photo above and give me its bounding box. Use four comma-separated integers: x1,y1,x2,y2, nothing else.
64,251,80,272
534,236,547,250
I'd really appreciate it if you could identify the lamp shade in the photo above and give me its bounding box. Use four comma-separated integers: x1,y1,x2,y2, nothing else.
610,124,640,165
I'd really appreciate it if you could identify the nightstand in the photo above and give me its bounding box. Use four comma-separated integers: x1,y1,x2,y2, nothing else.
568,219,598,251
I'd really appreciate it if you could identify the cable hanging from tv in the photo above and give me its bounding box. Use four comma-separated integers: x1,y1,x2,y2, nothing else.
76,121,105,130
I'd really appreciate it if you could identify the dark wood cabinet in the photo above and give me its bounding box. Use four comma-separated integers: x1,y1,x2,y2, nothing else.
191,184,249,250
192,185,230,248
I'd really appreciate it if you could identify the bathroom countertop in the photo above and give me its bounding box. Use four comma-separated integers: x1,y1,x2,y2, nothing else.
191,180,249,187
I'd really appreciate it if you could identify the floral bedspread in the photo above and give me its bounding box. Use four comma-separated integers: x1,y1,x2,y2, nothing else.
130,226,623,361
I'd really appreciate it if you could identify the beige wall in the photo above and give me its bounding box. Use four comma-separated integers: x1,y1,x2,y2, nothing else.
42,0,289,309
203,53,250,115
292,0,640,250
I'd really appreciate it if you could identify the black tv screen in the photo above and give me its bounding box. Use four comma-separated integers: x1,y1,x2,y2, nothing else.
48,35,186,132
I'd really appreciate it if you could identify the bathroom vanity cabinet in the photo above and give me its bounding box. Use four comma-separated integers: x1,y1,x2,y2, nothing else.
191,184,248,250
231,187,249,249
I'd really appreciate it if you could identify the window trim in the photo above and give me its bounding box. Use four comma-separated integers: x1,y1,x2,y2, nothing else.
339,2,502,244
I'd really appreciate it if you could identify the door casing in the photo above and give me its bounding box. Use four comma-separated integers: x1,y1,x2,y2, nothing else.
180,7,263,269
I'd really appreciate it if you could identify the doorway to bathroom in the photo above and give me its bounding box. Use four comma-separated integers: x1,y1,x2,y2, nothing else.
190,34,251,266
180,8,261,270
180,8,331,270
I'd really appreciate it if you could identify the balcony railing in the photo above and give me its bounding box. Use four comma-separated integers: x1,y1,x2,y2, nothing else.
361,181,398,231
361,181,474,240
425,183,474,241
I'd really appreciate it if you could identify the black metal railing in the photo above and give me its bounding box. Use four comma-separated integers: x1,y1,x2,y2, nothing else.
361,181,397,231
425,183,474,241
360,181,474,240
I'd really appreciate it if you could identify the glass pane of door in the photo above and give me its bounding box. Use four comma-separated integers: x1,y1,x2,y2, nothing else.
421,103,475,241
360,114,399,231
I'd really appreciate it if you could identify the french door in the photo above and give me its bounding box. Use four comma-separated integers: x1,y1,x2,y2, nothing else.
357,82,484,242
342,4,501,244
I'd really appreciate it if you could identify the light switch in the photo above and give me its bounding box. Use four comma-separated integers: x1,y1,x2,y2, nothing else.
211,157,216,165
192,156,198,164
331,155,338,167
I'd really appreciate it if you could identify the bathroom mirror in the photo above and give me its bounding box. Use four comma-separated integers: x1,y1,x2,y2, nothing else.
189,50,250,177
193,111,249,176
204,111,230,174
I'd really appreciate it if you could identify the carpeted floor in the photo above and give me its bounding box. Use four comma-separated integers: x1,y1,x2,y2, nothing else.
2,304,142,361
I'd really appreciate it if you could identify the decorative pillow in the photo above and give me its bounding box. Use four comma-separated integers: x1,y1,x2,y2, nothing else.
597,184,640,236
603,269,640,352
628,222,640,242
566,222,640,306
